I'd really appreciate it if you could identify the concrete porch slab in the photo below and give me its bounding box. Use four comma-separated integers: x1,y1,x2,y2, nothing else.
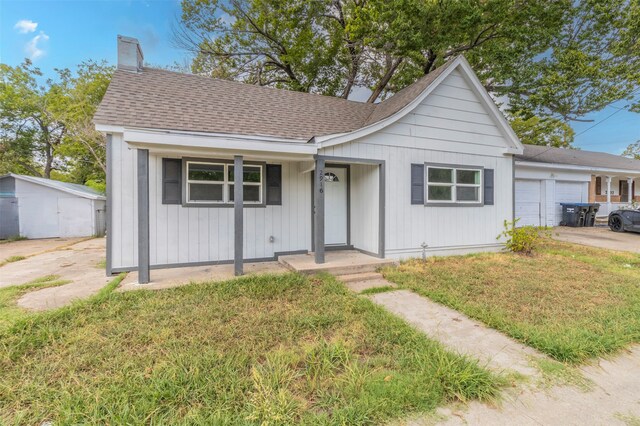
278,250,395,275
118,261,287,292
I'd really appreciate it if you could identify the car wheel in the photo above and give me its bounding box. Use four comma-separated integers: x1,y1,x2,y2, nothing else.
609,215,624,232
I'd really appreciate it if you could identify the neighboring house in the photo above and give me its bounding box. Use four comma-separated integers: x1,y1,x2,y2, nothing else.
94,36,523,283
0,174,106,239
515,145,640,227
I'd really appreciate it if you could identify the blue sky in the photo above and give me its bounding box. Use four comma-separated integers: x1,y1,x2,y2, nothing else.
1,0,638,155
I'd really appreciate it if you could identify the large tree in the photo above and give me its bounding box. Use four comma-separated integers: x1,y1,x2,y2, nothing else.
0,60,112,182
175,0,640,146
622,140,640,159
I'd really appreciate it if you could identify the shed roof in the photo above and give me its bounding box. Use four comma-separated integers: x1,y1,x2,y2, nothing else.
94,60,457,141
516,145,640,173
1,174,106,200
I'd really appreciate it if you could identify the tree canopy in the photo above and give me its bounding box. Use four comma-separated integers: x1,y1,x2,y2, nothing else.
0,60,112,188
176,0,640,147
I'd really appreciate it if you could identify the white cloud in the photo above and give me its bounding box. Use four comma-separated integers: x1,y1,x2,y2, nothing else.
26,31,49,60
14,19,38,33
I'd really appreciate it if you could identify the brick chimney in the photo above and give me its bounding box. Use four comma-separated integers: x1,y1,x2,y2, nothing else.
117,35,144,72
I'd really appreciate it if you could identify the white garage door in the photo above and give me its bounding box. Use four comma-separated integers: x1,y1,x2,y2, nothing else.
555,181,586,225
515,179,542,226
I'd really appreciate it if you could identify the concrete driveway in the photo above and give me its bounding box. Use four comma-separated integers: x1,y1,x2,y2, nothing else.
0,238,110,310
552,226,639,253
0,237,87,260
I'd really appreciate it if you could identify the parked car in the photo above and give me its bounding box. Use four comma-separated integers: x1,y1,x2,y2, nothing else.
608,209,640,233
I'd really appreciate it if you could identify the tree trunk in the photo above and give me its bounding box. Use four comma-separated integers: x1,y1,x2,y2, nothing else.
43,143,53,179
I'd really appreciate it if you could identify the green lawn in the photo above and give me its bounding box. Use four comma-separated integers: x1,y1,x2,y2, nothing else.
0,273,500,425
382,240,640,363
0,275,70,331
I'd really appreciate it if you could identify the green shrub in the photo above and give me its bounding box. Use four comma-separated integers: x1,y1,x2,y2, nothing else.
497,219,549,255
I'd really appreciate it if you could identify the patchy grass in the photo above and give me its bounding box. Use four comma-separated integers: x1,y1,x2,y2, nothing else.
0,236,27,244
359,285,397,295
96,258,106,269
382,240,640,364
0,255,26,267
530,358,593,391
0,273,501,425
0,275,70,331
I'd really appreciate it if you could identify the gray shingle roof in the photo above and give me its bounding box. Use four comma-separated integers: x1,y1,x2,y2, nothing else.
516,144,640,172
94,60,456,140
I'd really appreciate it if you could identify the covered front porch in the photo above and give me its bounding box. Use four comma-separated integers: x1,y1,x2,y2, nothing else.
590,175,639,216
124,133,384,283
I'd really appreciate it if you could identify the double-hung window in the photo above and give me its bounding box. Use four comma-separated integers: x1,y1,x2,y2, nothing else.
186,160,263,205
426,165,482,204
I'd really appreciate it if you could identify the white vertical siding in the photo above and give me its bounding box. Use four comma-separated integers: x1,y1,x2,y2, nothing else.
350,164,379,254
109,138,311,269
320,68,515,258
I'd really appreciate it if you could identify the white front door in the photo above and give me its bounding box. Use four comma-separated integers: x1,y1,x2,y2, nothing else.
324,167,348,245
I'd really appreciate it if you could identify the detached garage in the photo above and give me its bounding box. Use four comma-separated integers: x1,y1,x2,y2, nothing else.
515,145,640,227
0,174,106,239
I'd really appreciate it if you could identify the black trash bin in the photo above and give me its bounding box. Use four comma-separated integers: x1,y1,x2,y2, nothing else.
560,203,589,227
584,203,600,227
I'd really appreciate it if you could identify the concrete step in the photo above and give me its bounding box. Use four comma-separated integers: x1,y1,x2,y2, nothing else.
336,272,383,283
278,251,396,276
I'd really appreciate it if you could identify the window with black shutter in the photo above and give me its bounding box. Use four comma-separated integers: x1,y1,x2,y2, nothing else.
484,169,494,205
162,158,182,204
411,164,424,204
266,164,282,205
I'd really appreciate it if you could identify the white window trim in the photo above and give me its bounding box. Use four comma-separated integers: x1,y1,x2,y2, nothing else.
185,160,263,205
425,164,483,205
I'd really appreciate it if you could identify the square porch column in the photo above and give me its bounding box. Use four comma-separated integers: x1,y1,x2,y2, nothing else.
606,176,612,212
628,177,634,204
234,155,244,276
313,157,325,264
137,149,150,284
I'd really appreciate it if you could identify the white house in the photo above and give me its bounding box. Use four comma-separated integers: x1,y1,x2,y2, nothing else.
515,145,640,227
0,174,106,239
94,36,524,283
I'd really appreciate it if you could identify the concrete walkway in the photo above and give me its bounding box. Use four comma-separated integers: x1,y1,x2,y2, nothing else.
356,278,640,425
369,290,544,377
432,345,640,426
7,239,112,311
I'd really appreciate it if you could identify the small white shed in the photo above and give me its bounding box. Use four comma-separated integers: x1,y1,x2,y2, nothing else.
0,174,106,239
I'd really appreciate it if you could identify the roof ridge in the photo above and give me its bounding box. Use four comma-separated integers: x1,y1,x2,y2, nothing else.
140,67,376,108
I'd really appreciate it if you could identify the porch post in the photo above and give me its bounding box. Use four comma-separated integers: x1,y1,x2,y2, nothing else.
606,175,612,212
234,155,244,276
628,177,634,204
137,149,150,284
314,157,325,264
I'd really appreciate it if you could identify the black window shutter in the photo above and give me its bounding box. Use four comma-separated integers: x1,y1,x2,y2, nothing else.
162,158,182,204
266,164,282,205
411,164,424,204
484,169,494,205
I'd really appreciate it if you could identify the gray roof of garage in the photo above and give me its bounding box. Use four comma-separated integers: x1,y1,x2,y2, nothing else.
516,144,640,172
0,174,105,200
